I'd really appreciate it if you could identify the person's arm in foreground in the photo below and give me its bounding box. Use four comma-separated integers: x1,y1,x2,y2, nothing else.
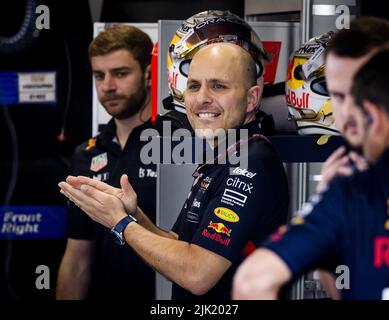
232,176,345,300
318,270,341,300
232,248,291,299
56,239,95,299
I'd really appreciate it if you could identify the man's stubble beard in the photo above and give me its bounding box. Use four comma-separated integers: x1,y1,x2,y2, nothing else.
102,84,149,120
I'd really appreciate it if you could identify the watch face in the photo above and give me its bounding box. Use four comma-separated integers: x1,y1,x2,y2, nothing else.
110,229,125,245
110,215,136,246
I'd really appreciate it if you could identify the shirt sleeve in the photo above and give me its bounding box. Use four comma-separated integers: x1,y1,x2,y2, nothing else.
171,211,182,235
191,142,289,262
66,147,97,240
263,182,345,280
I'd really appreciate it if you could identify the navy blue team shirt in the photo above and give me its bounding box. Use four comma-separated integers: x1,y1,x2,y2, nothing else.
264,148,389,300
172,120,289,300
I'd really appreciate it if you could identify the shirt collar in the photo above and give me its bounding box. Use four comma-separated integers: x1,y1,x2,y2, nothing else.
193,119,265,177
97,117,154,148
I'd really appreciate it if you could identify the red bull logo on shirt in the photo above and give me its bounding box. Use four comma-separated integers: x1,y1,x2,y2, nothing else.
208,221,232,236
202,225,231,247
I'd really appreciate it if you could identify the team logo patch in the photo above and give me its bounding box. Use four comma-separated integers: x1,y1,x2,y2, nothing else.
85,138,96,151
200,181,210,190
139,167,157,178
203,176,212,183
214,207,239,223
202,227,231,247
90,152,108,172
187,211,199,224
92,172,109,182
232,167,257,178
208,221,232,237
199,176,212,190
192,199,201,208
221,188,247,207
226,177,254,194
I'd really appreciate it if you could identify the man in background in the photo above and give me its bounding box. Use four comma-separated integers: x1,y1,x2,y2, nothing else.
56,24,156,300
315,17,389,298
317,16,389,193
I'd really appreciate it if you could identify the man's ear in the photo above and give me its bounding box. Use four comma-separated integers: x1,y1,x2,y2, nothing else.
144,64,151,86
247,85,262,113
363,100,380,131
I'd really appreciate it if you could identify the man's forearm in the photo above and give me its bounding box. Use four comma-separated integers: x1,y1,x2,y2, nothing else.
135,207,177,239
232,249,292,300
123,222,228,295
56,263,91,300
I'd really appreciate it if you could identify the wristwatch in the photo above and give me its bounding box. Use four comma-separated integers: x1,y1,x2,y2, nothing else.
110,214,137,245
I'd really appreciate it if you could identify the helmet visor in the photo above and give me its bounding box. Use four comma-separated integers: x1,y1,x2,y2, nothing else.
173,21,266,77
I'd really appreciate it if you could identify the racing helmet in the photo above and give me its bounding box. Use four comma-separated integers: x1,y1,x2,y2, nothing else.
286,31,340,135
167,10,270,111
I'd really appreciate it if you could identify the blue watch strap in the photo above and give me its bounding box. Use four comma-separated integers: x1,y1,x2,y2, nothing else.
110,214,137,245
115,215,136,231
